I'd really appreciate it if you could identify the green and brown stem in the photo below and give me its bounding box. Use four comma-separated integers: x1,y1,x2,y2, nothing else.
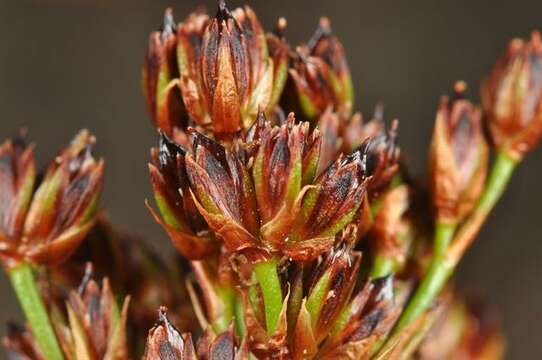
8,262,64,360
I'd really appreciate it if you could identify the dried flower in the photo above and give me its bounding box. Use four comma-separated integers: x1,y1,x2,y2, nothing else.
147,133,218,259
144,308,248,360
143,9,186,136
482,31,542,161
319,275,402,358
253,113,321,253
429,82,488,223
185,131,261,257
177,1,283,134
289,18,352,120
0,130,104,268
288,148,369,259
57,264,130,359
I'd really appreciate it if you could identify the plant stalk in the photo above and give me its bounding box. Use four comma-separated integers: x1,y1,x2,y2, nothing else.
254,257,282,334
393,222,456,332
8,262,64,360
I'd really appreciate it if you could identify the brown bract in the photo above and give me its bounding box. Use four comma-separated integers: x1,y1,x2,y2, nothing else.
0,130,104,269
482,31,542,160
429,83,488,224
288,18,353,120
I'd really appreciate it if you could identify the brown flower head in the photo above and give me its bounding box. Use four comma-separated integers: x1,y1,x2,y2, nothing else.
56,263,130,359
288,147,369,259
482,31,542,160
253,112,322,254
296,244,362,348
319,275,403,358
147,132,218,259
185,130,261,257
429,82,488,224
0,130,104,268
178,1,283,134
143,9,187,136
289,18,353,120
144,308,248,360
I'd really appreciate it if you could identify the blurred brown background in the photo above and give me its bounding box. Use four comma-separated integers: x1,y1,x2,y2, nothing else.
1,0,541,358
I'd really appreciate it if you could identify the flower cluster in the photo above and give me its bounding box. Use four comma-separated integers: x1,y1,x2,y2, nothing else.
3,1,542,359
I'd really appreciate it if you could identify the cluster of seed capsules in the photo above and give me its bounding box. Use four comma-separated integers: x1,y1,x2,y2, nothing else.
2,0,542,358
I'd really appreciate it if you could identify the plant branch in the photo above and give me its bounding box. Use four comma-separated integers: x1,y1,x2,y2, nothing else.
8,262,64,360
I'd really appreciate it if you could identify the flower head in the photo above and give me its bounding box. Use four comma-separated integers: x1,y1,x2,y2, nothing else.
147,132,218,259
253,113,322,253
145,308,248,360
482,31,542,160
177,1,284,134
429,82,488,223
289,18,353,120
288,147,369,259
0,130,104,268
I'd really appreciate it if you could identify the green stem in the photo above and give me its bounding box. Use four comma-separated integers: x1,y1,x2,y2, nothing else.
254,257,282,334
478,151,517,212
8,263,63,360
393,222,456,332
370,253,396,279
